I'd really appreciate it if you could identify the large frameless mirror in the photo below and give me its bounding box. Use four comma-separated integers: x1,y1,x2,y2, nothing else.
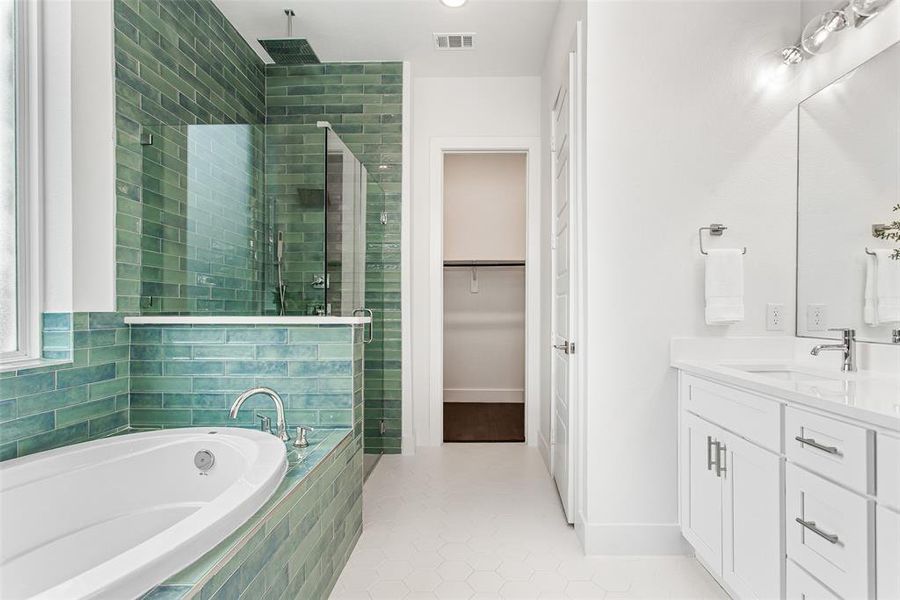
796,41,900,344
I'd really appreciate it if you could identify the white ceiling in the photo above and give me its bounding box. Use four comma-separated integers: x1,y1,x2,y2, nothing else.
213,0,561,77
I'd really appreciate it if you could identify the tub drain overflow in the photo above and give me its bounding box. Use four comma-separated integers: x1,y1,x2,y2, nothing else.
194,449,215,472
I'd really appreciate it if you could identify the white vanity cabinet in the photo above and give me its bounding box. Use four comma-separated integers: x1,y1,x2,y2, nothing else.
679,376,783,600
677,370,898,600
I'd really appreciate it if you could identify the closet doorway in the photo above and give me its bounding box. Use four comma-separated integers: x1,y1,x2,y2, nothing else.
442,153,526,443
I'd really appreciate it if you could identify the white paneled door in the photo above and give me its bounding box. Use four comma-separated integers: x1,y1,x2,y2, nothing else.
550,52,576,523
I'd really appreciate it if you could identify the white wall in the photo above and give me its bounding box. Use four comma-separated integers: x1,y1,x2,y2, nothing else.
42,0,73,312
443,153,526,261
444,267,525,404
71,0,116,312
580,0,803,554
410,76,541,445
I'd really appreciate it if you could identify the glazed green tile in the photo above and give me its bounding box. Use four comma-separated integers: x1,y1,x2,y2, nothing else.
0,372,56,401
191,377,257,392
226,328,288,344
164,361,225,376
74,329,118,349
315,344,352,360
255,345,317,360
162,328,227,345
0,400,16,422
16,422,90,457
130,376,193,393
57,397,117,428
57,364,117,389
193,345,257,359
0,412,55,444
90,377,130,400
131,408,192,426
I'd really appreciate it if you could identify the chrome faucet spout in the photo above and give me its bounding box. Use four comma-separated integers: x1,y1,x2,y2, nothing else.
810,328,857,372
230,387,290,442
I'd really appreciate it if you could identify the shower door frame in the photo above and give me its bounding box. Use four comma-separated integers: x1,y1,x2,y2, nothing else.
427,137,542,448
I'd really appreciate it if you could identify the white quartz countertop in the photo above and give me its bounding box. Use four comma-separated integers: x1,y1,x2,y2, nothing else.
673,359,900,432
123,316,371,325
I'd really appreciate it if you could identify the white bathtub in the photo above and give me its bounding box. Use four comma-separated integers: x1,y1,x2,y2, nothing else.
0,427,287,600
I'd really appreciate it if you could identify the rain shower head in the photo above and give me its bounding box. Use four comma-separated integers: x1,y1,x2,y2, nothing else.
259,38,320,65
258,9,320,65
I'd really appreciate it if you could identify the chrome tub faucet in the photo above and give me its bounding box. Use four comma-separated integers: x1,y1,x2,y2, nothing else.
230,387,290,442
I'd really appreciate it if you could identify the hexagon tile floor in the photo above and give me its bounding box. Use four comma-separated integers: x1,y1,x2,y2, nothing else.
330,444,730,600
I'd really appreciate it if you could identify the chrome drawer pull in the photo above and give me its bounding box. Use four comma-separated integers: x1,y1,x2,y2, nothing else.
795,518,839,544
794,436,839,455
714,441,726,477
707,436,714,471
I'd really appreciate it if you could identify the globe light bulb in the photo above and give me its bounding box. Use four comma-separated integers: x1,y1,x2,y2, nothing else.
801,10,849,55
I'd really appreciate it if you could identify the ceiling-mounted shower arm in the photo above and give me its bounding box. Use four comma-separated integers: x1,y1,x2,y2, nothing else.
284,9,295,37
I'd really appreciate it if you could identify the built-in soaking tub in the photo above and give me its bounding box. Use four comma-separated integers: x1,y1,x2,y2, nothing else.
0,427,287,600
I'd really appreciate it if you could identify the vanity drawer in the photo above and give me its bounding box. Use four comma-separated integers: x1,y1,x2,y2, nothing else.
785,406,873,494
786,464,874,600
786,560,841,600
877,433,900,510
681,375,781,451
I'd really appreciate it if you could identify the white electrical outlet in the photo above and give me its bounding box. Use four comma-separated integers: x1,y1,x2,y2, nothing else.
807,304,827,331
766,303,785,331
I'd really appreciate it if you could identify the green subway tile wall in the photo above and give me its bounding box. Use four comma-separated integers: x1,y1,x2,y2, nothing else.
129,324,365,433
0,313,131,461
142,429,362,600
266,63,402,454
113,0,266,313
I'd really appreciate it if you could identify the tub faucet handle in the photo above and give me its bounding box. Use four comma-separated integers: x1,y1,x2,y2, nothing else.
255,413,272,434
293,426,314,448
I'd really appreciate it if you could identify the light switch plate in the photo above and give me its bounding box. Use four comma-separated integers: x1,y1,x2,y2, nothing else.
807,304,827,331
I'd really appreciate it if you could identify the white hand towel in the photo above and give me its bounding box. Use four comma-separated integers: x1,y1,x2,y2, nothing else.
874,249,900,324
864,254,878,326
705,249,744,325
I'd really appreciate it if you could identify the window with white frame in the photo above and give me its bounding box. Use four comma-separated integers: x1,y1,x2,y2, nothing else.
1,0,39,364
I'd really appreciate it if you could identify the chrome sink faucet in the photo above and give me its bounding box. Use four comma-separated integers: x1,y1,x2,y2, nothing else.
810,328,857,372
230,387,290,442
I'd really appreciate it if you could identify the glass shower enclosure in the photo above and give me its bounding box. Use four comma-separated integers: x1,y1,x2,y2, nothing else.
136,123,386,470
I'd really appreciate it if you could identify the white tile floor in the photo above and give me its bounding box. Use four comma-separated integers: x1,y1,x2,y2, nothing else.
331,444,730,600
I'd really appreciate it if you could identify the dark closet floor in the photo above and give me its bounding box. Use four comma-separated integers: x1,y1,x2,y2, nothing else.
443,402,525,443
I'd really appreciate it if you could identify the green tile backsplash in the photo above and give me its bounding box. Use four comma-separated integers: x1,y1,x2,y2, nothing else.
129,324,364,431
0,313,130,461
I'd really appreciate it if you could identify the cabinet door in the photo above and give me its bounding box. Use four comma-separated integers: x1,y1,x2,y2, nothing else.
721,430,783,600
681,412,723,573
877,505,900,600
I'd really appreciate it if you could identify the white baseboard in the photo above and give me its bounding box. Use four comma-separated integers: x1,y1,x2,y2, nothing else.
577,520,690,555
538,430,551,472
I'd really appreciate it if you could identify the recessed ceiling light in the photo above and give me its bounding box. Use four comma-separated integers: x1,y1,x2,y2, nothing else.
440,0,468,7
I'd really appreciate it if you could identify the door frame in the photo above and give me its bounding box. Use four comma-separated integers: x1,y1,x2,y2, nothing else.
428,137,542,446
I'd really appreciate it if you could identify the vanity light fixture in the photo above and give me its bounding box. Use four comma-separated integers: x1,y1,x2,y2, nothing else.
439,0,468,7
781,45,805,66
801,9,849,55
850,0,894,16
776,0,894,69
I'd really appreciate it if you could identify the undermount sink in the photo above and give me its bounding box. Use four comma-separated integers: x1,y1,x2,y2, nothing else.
733,367,843,383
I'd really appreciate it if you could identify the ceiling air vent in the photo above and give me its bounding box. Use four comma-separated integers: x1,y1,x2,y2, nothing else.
434,33,475,51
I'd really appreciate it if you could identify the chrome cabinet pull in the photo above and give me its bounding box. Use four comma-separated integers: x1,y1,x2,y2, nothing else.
794,436,839,455
795,518,839,544
706,436,714,471
714,441,726,477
